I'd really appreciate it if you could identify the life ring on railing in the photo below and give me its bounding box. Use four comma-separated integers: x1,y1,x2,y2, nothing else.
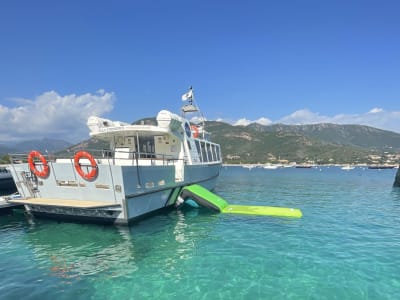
28,150,49,178
74,151,98,181
191,125,199,138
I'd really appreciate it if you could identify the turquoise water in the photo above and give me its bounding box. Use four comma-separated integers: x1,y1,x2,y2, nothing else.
1,166,399,299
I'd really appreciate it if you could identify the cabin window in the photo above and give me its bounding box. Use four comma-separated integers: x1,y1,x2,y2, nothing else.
184,122,191,138
211,144,217,162
117,136,124,146
207,143,213,161
201,142,208,162
195,140,202,162
216,145,221,161
102,149,113,158
186,140,192,150
138,136,155,158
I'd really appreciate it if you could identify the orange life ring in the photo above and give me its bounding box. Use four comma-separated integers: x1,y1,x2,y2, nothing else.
74,151,98,181
191,125,199,138
28,150,49,178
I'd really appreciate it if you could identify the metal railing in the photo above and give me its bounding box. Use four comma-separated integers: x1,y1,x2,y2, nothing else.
9,149,185,167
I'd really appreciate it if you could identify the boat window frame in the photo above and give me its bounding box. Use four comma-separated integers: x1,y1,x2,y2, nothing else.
201,141,208,162
207,143,213,162
195,140,203,162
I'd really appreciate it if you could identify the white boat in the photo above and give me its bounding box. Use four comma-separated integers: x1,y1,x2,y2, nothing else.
242,164,255,170
341,165,355,170
263,164,279,170
7,88,222,224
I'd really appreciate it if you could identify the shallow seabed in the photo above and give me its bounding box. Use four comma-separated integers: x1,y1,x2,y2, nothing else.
1,166,399,299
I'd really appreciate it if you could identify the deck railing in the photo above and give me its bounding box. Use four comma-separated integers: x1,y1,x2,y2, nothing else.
9,146,222,167
9,149,185,167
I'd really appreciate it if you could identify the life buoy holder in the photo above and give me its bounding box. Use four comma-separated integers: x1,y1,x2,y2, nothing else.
74,151,98,181
191,125,199,138
28,150,50,178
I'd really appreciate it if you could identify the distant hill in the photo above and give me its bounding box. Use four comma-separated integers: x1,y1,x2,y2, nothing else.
205,121,379,164
56,138,110,156
58,121,400,165
247,123,400,152
2,122,400,165
0,138,72,157
0,144,14,157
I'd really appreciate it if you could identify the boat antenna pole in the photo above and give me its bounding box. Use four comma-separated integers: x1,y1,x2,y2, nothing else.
181,87,206,138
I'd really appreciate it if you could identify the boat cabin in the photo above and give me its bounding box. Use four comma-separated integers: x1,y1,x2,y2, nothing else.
86,110,221,167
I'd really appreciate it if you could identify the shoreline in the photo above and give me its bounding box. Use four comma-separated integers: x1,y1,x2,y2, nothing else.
223,163,399,168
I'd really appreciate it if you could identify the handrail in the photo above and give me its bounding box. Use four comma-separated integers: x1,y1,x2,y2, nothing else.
9,147,222,166
9,150,189,166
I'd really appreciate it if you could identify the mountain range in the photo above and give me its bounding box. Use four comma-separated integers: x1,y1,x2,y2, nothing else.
1,122,400,165
0,138,72,162
206,122,400,164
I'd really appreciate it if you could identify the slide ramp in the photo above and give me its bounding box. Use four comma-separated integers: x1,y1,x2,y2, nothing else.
180,184,302,218
180,184,228,212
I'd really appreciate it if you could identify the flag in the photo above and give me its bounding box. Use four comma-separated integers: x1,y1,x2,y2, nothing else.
181,88,193,101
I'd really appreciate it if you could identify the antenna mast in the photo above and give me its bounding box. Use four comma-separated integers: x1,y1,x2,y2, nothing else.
181,87,206,138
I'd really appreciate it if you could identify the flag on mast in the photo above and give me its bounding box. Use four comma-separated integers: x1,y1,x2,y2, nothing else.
181,87,193,101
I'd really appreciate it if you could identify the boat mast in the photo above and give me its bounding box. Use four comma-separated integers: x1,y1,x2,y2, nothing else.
181,87,206,138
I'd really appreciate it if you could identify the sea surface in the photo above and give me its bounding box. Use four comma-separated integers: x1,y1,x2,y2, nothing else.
1,166,399,299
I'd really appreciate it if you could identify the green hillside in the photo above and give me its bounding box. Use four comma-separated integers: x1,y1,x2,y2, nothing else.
206,121,379,164
248,123,400,152
60,121,400,165
3,120,400,165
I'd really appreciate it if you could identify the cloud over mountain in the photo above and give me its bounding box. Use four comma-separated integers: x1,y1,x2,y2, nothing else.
233,117,272,126
1,90,399,147
277,108,400,133
0,90,115,142
229,108,400,133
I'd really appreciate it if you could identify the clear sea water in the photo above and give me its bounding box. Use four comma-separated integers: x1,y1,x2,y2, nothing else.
1,166,399,299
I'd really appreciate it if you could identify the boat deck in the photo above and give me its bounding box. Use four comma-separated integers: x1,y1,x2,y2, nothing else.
7,198,120,209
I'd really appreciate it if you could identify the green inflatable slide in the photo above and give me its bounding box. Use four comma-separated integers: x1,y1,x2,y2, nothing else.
180,184,302,218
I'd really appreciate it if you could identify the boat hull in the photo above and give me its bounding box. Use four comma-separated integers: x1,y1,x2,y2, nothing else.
9,162,221,224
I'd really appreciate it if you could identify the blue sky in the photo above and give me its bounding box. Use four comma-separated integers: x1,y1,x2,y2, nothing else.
1,0,400,142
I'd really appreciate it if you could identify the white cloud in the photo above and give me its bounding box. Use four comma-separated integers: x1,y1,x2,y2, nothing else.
226,108,400,133
0,90,115,142
277,108,400,133
232,117,272,126
190,116,207,123
233,118,252,126
368,107,384,114
254,117,272,126
278,109,327,125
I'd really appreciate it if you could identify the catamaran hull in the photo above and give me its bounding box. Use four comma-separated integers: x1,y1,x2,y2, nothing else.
10,162,221,224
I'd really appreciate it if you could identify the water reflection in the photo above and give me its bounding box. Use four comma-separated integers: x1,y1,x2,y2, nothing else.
22,208,218,281
24,221,137,280
124,208,219,281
